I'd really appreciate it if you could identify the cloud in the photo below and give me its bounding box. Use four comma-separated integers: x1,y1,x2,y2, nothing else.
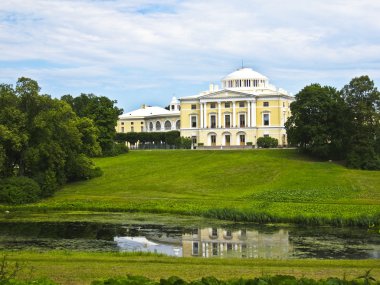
0,0,379,110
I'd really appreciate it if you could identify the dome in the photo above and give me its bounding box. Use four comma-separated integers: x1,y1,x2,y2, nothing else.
221,67,269,90
222,68,268,81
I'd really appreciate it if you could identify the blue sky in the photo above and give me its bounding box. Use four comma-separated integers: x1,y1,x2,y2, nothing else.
1,0,380,112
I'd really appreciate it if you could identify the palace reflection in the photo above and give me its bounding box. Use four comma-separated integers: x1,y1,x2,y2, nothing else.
182,228,291,259
114,227,292,259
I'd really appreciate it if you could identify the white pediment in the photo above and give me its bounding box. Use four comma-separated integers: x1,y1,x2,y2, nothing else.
199,89,256,100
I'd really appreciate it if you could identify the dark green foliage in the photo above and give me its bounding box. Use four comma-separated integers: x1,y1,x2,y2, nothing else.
103,143,129,157
286,77,380,169
115,133,128,143
125,132,139,146
119,131,191,149
91,275,380,285
62,94,123,156
65,154,103,181
164,131,180,146
257,137,278,148
0,78,103,203
0,177,41,204
285,84,346,159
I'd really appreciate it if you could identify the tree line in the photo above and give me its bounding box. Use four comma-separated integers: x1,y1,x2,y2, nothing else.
0,77,126,204
115,131,192,149
285,75,380,170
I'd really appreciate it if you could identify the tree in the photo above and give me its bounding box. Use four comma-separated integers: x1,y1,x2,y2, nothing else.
341,76,380,169
285,84,347,159
0,78,103,201
62,94,123,156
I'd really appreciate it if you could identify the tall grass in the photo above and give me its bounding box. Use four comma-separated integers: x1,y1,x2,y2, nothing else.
1,150,380,227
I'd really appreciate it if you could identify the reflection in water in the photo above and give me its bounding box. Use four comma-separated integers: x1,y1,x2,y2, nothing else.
182,228,291,259
114,228,290,258
114,236,182,256
0,222,379,259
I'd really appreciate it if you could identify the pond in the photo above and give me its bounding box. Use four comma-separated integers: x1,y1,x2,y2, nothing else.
0,221,379,259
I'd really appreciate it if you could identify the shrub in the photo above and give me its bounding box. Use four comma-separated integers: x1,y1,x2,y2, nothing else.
246,142,253,146
0,176,41,204
180,137,192,149
257,137,278,148
66,154,103,181
103,143,129,157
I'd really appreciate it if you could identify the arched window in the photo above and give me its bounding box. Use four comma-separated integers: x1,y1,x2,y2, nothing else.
176,120,180,130
164,120,171,130
149,122,153,131
156,121,161,131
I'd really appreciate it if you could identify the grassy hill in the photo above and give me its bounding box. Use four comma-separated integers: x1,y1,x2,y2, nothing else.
6,149,380,226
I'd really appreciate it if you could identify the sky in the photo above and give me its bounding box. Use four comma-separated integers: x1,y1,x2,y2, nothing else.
1,0,380,112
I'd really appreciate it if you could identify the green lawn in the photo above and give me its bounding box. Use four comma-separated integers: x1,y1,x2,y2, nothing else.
3,250,380,285
3,149,380,225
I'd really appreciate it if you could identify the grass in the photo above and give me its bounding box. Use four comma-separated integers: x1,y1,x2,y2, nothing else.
2,149,380,226
3,250,380,285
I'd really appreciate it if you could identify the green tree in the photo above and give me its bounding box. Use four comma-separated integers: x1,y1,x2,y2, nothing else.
285,84,347,159
341,76,380,169
0,78,103,201
62,94,123,155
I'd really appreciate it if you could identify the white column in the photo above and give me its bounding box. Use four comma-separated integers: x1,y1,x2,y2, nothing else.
251,101,256,127
200,103,203,129
218,102,221,128
247,101,251,128
232,101,236,128
204,102,207,128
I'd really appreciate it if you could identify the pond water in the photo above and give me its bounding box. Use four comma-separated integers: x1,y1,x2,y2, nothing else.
0,221,379,259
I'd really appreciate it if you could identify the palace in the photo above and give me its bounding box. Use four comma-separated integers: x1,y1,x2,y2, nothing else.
116,67,294,147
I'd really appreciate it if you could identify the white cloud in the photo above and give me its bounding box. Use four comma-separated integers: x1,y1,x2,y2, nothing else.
0,0,379,110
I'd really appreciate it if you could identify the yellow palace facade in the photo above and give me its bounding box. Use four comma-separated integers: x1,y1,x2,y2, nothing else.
116,67,294,147
180,68,294,147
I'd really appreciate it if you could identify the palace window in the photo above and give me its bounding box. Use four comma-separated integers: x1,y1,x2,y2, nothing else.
121,127,124,133
176,120,180,130
225,134,230,146
131,122,134,125
264,134,270,138
225,114,231,128
191,116,197,128
227,243,233,252
210,103,216,109
211,135,216,146
192,136,197,144
192,242,199,255
263,102,269,107
171,105,175,110
212,228,218,237
239,102,245,107
121,122,124,125
141,121,144,124
240,134,246,145
141,126,144,132
263,113,270,126
283,102,285,107
164,120,171,130
149,122,153,131
212,243,218,256
225,102,230,108
191,104,196,110
239,114,246,127
155,121,161,131
210,115,216,128
131,126,134,132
